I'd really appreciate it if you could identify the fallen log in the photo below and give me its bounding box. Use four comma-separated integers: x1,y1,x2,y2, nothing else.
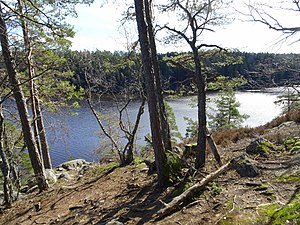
155,159,233,220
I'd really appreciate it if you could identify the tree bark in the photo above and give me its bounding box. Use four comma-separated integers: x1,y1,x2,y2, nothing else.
134,0,168,187
17,0,52,169
0,5,48,192
193,48,207,169
144,0,172,151
0,104,13,207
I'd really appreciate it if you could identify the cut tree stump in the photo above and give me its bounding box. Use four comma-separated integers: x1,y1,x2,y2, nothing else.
155,159,234,220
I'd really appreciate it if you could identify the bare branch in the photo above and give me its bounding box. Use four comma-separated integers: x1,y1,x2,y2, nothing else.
198,44,227,51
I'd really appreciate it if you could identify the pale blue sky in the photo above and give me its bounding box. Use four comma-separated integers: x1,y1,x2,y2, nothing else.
67,1,300,54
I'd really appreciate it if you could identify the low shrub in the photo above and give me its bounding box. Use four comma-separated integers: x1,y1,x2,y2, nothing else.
213,127,254,146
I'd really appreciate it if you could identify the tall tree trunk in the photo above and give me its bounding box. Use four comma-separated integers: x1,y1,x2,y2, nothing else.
17,0,52,169
35,103,51,169
144,0,172,151
0,104,13,207
134,0,168,187
193,48,206,169
0,5,48,191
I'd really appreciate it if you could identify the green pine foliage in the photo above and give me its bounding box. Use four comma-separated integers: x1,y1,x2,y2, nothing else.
208,76,249,131
165,101,183,141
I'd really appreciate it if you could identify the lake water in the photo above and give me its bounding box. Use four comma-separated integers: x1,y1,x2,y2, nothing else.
45,88,283,167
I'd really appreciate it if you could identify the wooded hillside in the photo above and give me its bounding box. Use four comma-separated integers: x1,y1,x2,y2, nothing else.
62,50,300,94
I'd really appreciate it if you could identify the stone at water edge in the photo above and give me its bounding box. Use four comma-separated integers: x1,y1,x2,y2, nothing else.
56,159,90,171
57,171,72,180
45,169,57,184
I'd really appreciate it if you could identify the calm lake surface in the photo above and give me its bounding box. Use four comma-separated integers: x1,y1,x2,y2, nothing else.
45,88,283,167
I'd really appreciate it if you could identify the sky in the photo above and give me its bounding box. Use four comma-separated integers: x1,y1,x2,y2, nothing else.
67,1,300,54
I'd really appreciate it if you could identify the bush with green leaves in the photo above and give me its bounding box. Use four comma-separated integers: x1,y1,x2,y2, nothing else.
164,101,183,142
163,150,184,184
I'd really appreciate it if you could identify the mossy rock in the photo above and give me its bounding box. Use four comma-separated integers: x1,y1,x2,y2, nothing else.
284,138,300,153
232,154,259,177
246,138,276,156
256,141,277,153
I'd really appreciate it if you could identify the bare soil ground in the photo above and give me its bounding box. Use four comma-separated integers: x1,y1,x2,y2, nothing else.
0,122,299,225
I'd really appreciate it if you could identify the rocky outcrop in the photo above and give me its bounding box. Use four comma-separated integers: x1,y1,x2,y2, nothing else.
56,159,91,171
55,159,92,181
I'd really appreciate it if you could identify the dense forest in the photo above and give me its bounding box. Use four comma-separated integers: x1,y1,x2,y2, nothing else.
64,50,300,95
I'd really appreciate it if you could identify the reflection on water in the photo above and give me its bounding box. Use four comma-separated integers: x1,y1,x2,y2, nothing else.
45,89,282,167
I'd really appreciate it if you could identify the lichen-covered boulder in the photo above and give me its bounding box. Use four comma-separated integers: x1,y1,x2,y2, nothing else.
56,159,90,171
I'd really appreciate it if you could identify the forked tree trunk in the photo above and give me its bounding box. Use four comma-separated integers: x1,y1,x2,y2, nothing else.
17,0,52,169
0,5,48,192
134,0,169,187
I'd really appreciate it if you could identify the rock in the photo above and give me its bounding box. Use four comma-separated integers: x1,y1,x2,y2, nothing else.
34,202,41,212
105,220,124,225
246,138,270,156
45,169,57,184
27,176,36,188
56,159,89,171
95,219,124,225
57,171,72,180
232,154,259,177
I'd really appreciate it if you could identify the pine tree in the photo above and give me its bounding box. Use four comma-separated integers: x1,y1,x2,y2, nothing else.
209,76,249,130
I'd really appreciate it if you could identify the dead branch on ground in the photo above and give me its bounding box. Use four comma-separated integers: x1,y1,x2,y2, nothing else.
155,159,234,220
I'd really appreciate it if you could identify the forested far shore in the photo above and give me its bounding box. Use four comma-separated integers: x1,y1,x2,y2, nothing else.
62,50,300,95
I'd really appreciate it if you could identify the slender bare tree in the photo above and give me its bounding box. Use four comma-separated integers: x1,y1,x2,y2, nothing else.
159,0,230,169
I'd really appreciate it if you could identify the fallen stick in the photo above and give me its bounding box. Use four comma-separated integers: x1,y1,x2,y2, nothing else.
155,159,233,220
